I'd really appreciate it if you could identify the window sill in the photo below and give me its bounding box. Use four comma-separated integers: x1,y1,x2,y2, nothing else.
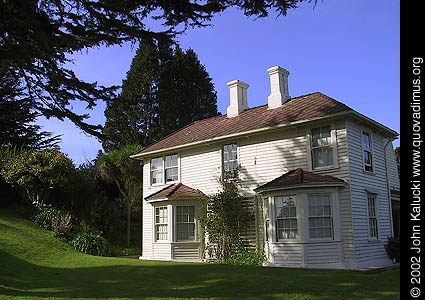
362,170,376,176
368,238,381,243
311,165,339,172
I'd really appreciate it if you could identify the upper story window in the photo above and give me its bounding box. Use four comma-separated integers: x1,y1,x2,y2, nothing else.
151,154,178,185
362,130,373,172
367,194,378,239
311,126,334,169
275,196,298,240
223,143,238,177
165,154,178,183
151,157,164,185
308,194,333,239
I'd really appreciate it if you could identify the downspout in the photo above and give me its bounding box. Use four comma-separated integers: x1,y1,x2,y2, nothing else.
384,137,396,238
140,161,144,258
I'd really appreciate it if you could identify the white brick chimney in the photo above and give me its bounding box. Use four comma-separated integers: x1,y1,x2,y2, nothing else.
267,66,290,109
226,80,249,118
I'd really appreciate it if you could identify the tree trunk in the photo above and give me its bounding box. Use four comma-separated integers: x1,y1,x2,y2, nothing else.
127,184,131,247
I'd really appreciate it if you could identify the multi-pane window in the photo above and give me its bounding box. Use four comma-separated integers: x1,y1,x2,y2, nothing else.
176,206,196,241
223,144,238,177
367,194,379,239
275,196,298,240
362,131,373,172
311,126,333,169
151,154,178,184
155,206,168,241
308,194,333,239
165,154,178,182
151,157,164,184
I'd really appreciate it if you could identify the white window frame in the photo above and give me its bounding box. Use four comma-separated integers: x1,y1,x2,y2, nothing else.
222,143,238,178
154,206,168,242
361,129,374,173
306,123,338,171
275,195,298,241
150,153,179,186
165,154,179,183
175,205,197,242
307,193,334,240
366,193,379,240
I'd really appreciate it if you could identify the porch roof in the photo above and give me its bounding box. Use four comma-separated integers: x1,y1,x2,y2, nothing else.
145,183,204,202
254,168,346,193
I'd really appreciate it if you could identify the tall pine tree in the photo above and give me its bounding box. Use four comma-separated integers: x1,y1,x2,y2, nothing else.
102,40,218,151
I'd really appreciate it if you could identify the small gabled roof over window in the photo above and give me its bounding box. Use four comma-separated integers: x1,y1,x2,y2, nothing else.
145,183,204,202
254,168,345,193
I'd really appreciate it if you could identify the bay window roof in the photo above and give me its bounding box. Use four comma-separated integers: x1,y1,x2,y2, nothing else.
255,168,346,193
145,183,204,202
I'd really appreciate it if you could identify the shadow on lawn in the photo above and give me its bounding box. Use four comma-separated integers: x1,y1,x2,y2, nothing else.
0,250,399,300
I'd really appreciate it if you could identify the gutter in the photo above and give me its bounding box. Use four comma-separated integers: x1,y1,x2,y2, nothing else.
384,137,396,238
130,110,398,160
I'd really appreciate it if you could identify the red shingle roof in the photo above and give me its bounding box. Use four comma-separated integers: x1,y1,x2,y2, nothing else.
135,92,353,156
254,168,345,192
145,183,204,201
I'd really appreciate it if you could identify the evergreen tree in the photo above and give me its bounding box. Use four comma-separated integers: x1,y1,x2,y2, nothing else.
102,41,218,150
0,71,60,149
1,0,309,139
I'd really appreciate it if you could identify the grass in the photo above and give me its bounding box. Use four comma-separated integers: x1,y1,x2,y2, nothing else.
0,209,400,300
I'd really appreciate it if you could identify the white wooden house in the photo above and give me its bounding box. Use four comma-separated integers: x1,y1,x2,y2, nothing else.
130,66,400,269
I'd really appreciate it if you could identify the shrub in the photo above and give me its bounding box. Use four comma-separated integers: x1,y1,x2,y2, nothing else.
33,204,62,230
222,245,265,266
385,237,400,263
72,232,111,256
51,213,72,238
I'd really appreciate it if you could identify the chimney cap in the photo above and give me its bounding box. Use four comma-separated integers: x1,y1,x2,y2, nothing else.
227,80,249,89
267,66,290,76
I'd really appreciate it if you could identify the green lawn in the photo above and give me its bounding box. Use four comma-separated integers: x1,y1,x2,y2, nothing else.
0,210,400,300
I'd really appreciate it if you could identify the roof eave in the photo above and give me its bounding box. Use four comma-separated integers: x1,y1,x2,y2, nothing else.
130,110,354,159
254,182,347,193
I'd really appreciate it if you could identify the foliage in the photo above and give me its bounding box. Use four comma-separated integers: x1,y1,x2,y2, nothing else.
200,180,253,262
51,213,72,238
33,204,72,238
0,70,60,150
394,146,400,177
0,149,76,205
385,237,400,263
72,232,111,257
97,145,142,246
221,244,265,266
102,41,218,151
1,0,310,139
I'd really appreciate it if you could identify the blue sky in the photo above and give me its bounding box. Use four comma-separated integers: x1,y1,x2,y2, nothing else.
37,0,400,165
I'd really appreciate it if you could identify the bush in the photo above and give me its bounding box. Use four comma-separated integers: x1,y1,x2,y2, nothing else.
221,245,265,266
385,237,400,263
51,213,72,238
33,204,62,229
72,232,111,256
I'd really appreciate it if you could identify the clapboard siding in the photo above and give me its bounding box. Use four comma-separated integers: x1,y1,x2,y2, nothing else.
305,243,341,264
271,243,304,266
346,120,393,268
172,243,201,261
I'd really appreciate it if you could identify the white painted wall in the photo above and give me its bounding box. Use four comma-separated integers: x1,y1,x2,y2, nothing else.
346,119,395,268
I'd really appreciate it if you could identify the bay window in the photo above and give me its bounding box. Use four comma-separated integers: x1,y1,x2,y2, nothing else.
308,194,333,239
176,206,196,241
155,206,168,241
275,196,298,240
